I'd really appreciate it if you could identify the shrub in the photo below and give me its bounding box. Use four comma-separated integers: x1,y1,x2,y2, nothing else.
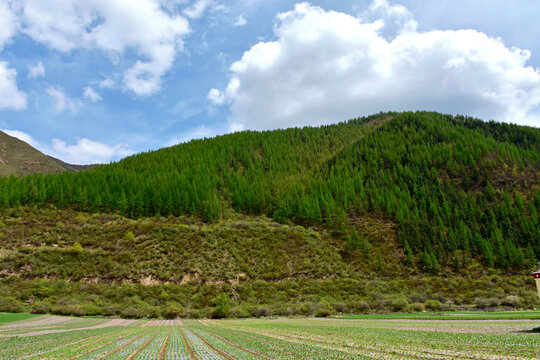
163,304,183,319
390,296,410,312
475,297,500,309
31,301,51,314
70,242,83,254
425,299,442,311
501,295,521,308
229,305,250,318
313,301,333,317
356,301,370,313
102,304,122,316
411,302,425,312
251,306,272,317
121,307,144,318
212,293,230,319
0,297,24,313
124,231,135,241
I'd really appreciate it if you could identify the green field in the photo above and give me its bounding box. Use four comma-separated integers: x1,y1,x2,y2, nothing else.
1,314,539,359
334,310,540,320
0,313,39,325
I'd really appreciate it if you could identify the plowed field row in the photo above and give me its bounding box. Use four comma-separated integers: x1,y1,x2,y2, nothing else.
1,317,538,359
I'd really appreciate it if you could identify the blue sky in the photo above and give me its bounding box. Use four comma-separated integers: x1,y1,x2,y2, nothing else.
0,0,539,164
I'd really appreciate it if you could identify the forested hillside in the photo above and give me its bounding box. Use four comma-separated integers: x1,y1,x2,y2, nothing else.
0,112,539,317
1,112,538,269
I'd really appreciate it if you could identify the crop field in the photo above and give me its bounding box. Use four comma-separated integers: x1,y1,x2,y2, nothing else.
0,315,539,359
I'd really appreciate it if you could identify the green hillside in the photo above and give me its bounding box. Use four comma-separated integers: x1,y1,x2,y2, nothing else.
0,112,539,318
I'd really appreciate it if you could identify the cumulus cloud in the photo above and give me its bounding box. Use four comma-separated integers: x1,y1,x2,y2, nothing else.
51,138,133,164
0,61,27,110
1,129,39,147
183,0,212,19
207,88,226,105
1,128,132,164
0,1,16,49
28,60,45,78
234,14,247,27
210,1,540,130
183,0,225,19
83,86,102,102
98,77,114,89
46,87,78,113
12,0,190,95
365,0,417,37
166,125,216,146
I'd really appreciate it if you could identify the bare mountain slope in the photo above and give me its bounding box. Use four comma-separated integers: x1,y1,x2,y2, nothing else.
0,130,94,176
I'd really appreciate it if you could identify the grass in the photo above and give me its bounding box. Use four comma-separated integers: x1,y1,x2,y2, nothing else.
0,312,39,324
334,310,540,320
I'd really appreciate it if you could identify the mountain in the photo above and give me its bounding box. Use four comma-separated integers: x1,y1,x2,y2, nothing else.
0,130,94,176
0,130,66,176
0,111,538,318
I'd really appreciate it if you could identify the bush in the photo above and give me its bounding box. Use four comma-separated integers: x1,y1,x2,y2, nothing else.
313,301,333,317
229,305,250,318
163,304,183,319
31,301,51,314
70,242,84,254
121,307,145,318
425,299,442,311
355,300,370,313
251,306,272,317
102,304,122,316
212,293,230,319
411,302,425,312
124,231,135,241
501,295,521,308
0,297,24,313
390,296,410,312
475,297,500,309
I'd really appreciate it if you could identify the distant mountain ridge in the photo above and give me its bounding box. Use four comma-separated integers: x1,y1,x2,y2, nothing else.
0,130,95,176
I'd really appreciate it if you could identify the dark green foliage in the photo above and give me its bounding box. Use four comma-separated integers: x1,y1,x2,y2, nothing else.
0,115,375,221
346,230,360,253
213,293,230,319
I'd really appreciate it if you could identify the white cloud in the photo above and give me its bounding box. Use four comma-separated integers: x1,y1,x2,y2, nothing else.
1,128,132,164
1,129,39,147
51,138,133,164
234,13,247,27
13,0,190,95
183,0,225,19
46,86,78,113
83,86,102,102
366,0,417,36
0,61,27,110
166,125,218,146
210,1,540,130
0,1,16,49
183,0,212,19
98,77,114,88
28,60,45,78
207,88,226,105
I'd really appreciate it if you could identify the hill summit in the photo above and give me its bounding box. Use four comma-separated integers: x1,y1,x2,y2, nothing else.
0,130,93,176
